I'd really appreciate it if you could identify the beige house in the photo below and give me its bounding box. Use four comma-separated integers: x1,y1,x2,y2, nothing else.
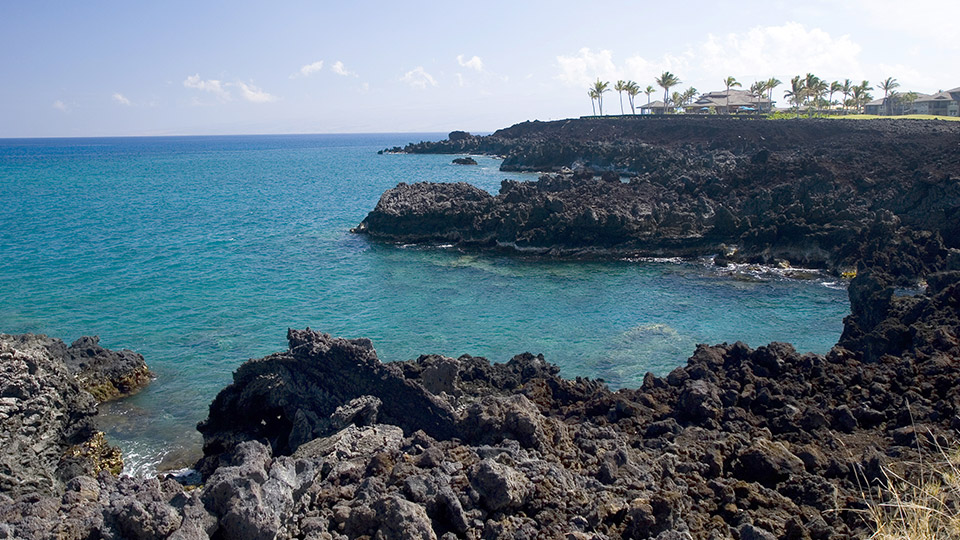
864,87,960,116
683,89,773,114
639,100,670,114
911,88,960,116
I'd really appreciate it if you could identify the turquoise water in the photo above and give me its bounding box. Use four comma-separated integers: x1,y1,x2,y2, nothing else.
0,134,849,473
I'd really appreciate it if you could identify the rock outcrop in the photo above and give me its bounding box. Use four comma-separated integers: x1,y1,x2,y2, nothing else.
365,117,960,284
3,267,960,538
0,334,151,499
61,335,153,402
181,268,958,539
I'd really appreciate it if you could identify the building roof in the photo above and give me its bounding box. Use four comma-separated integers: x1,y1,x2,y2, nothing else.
688,89,771,108
640,100,668,109
914,91,958,103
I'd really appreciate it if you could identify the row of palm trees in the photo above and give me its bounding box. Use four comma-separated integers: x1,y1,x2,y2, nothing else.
783,75,910,116
589,79,654,115
588,72,905,116
589,72,782,115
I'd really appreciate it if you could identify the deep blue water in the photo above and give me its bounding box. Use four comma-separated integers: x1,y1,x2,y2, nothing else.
0,133,850,474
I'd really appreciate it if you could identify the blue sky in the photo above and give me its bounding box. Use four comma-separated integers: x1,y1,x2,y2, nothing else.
2,0,958,137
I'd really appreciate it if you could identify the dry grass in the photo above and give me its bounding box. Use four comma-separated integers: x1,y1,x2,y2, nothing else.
863,437,960,539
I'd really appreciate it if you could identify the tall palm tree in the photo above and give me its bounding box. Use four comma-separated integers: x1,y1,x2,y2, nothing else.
750,81,767,113
644,85,655,108
901,91,919,115
840,79,853,113
723,76,741,112
588,89,598,116
591,79,610,116
829,81,842,110
671,91,684,113
784,75,806,118
880,77,900,115
614,80,627,115
802,74,825,111
625,81,640,114
655,72,681,115
851,81,873,114
766,78,782,104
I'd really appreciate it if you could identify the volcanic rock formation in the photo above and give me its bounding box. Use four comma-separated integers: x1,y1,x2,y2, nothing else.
3,267,960,538
365,118,960,284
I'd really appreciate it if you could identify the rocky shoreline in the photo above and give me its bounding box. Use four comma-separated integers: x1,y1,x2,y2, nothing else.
2,266,960,538
3,117,960,538
366,117,960,284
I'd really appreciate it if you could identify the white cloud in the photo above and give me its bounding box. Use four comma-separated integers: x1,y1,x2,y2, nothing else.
234,81,277,103
556,48,617,88
456,54,484,72
293,60,324,78
696,23,863,83
401,66,437,89
360,82,370,93
184,74,231,101
52,100,68,112
456,73,465,87
331,61,356,77
556,47,691,90
112,93,131,106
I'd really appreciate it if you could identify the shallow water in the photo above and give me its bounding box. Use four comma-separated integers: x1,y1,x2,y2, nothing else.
0,134,850,474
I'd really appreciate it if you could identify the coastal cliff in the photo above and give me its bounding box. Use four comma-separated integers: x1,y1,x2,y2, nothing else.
2,268,960,538
365,118,960,284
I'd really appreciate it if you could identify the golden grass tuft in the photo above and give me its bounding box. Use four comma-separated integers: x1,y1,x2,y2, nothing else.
865,438,960,540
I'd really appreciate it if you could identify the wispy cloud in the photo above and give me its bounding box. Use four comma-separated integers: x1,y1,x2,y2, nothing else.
293,60,324,78
401,66,437,89
556,48,619,88
52,100,68,112
235,81,277,103
331,60,356,77
112,93,131,106
184,74,231,101
457,54,484,72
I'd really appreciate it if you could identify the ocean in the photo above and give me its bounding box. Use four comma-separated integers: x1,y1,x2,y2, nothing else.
0,133,850,474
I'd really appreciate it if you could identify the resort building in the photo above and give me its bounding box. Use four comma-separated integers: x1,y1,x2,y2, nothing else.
683,89,773,114
911,88,960,116
864,87,959,116
639,100,670,114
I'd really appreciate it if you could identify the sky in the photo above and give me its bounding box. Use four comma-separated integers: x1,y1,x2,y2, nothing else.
2,0,958,137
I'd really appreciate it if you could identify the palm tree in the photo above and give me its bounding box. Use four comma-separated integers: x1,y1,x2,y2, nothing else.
588,89,598,116
723,76,741,112
840,79,853,113
750,81,767,113
829,81,842,110
591,79,610,116
766,78,782,104
851,81,873,113
644,85,655,105
614,80,627,115
625,81,640,114
900,91,919,115
784,75,806,118
880,77,900,115
655,72,681,115
671,91,684,113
